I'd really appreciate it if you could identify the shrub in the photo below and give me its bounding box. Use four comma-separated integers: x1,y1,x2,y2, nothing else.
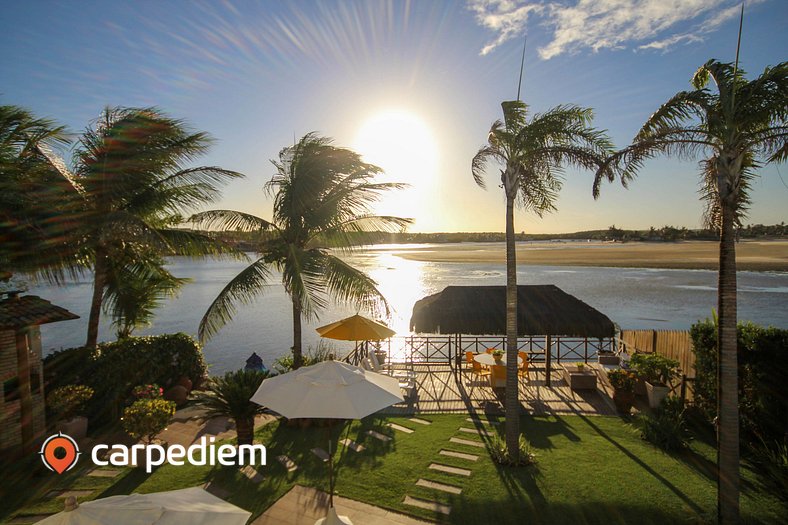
132,384,163,400
46,385,94,420
607,369,637,392
639,396,690,451
747,438,788,504
630,353,678,385
122,398,176,443
273,342,333,373
195,369,269,446
43,333,207,426
691,320,788,445
489,434,537,466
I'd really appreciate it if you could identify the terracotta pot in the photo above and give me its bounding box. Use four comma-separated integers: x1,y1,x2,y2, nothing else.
57,416,88,439
176,376,193,392
612,389,635,415
163,385,189,406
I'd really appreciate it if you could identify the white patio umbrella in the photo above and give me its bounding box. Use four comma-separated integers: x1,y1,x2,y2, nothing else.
37,487,251,525
251,357,404,525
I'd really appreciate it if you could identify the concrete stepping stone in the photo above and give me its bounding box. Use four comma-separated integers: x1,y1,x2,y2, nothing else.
386,422,414,434
6,515,55,524
408,417,431,425
240,465,264,483
339,438,365,452
439,449,479,461
416,478,463,495
277,455,298,472
87,468,122,478
311,448,330,462
428,463,471,476
403,495,451,515
449,437,486,449
458,426,489,435
466,417,499,425
366,430,392,442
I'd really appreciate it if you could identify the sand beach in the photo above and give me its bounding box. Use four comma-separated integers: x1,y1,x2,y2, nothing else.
396,240,788,271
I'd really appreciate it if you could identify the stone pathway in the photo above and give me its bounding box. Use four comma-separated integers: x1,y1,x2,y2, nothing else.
408,417,431,425
276,455,298,472
402,496,451,516
415,479,462,495
311,447,330,462
466,417,499,425
339,438,365,453
439,449,479,461
428,463,471,476
386,422,414,434
449,437,486,448
86,468,122,478
458,426,489,436
365,430,392,442
240,465,264,483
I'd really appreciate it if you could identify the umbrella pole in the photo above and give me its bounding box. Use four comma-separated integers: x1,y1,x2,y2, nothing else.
327,422,334,508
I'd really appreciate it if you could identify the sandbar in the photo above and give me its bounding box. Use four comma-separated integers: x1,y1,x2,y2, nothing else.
395,240,788,271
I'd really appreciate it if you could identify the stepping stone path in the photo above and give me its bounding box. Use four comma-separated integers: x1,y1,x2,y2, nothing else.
466,417,498,425
449,437,486,448
339,438,365,453
416,478,462,495
87,468,122,478
458,426,489,436
386,422,414,434
46,490,93,499
408,417,431,425
428,463,471,477
239,465,264,483
365,430,392,442
439,449,479,461
277,455,298,472
311,448,330,462
403,496,452,515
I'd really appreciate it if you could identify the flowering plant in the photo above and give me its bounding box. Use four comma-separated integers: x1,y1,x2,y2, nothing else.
132,383,164,400
47,385,94,419
608,369,637,392
491,349,504,359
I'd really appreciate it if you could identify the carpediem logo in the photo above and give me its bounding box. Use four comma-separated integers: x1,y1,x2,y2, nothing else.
40,432,81,474
39,434,266,474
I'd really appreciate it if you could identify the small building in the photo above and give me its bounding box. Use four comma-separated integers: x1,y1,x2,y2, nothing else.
0,291,79,454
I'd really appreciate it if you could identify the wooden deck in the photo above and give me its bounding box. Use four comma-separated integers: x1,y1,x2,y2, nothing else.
380,362,618,417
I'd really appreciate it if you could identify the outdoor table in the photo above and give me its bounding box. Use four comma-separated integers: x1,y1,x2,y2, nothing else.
473,353,523,367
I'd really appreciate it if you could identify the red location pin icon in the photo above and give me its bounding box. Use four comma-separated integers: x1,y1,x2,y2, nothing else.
40,432,80,474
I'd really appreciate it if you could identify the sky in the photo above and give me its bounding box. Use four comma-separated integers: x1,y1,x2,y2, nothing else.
1,0,787,234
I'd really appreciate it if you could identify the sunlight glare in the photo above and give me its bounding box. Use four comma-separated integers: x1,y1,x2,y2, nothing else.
353,109,439,225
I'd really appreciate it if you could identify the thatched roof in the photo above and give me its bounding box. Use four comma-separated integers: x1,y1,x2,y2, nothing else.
410,285,615,338
0,294,79,329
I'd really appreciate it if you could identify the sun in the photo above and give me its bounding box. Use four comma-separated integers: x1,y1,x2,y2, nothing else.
352,109,438,222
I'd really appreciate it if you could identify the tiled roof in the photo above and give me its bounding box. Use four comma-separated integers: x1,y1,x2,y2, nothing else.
0,295,79,329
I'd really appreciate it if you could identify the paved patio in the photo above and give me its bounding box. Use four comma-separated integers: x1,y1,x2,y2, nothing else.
251,485,430,525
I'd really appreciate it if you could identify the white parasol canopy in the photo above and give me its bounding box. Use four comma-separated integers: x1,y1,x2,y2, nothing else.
251,358,403,525
250,358,403,419
36,487,251,525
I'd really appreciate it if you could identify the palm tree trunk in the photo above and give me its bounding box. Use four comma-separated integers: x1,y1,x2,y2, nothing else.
505,194,520,462
85,248,107,348
292,295,303,369
235,417,254,446
717,199,739,524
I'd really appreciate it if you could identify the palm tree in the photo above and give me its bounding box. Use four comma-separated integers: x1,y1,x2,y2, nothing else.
68,107,243,348
0,105,79,280
196,369,270,446
594,60,788,524
192,133,411,368
472,100,614,461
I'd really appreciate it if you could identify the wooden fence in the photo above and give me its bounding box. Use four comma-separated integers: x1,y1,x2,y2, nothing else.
619,329,695,401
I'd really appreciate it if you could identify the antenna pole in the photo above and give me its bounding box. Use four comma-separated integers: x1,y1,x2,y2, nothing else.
516,37,527,101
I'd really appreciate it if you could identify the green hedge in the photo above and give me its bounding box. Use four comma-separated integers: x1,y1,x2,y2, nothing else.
43,333,207,425
691,320,788,445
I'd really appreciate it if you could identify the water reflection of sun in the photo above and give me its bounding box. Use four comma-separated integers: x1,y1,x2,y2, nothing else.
366,252,428,336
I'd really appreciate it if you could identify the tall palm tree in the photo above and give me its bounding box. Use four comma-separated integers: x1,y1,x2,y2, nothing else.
68,107,243,348
594,60,788,524
192,133,411,368
472,100,614,461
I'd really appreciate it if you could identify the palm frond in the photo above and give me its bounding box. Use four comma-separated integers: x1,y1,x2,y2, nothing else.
189,209,275,233
198,257,273,341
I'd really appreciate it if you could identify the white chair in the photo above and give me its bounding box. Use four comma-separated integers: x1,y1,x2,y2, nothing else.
399,377,416,398
360,357,374,371
370,351,416,379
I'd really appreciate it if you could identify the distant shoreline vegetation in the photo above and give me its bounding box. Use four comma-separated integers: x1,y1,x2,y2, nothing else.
205,223,788,250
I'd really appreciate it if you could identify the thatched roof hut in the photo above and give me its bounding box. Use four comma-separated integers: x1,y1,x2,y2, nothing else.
410,285,614,338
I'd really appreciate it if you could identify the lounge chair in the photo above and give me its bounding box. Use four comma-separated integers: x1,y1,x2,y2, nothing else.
490,364,506,388
369,352,416,379
360,357,374,371
465,351,475,370
472,360,490,378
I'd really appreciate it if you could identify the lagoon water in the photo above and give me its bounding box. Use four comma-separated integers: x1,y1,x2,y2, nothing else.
25,243,788,374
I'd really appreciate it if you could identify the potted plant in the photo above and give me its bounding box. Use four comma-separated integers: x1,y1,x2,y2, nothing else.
576,362,586,372
491,349,504,360
630,353,679,408
47,385,94,439
607,369,637,414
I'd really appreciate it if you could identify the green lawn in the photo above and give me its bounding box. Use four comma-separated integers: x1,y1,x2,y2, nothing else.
5,414,786,524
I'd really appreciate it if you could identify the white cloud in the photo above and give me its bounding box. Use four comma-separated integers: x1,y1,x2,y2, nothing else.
468,0,760,59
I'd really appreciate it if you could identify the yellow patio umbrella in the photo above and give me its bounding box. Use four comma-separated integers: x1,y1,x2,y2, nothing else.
316,314,395,341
